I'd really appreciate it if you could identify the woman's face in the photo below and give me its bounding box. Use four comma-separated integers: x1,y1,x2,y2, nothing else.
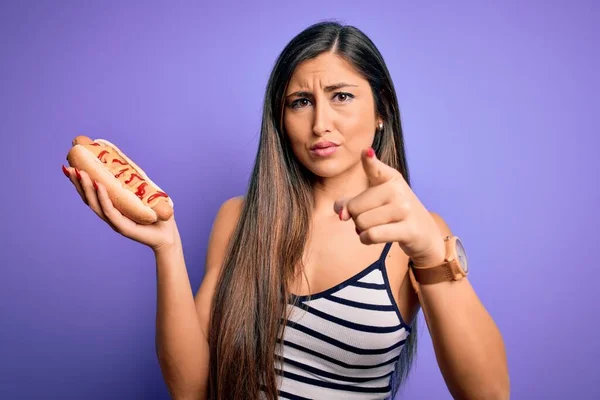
283,52,380,179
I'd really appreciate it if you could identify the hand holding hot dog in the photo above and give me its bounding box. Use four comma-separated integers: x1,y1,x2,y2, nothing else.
62,136,179,252
66,136,173,224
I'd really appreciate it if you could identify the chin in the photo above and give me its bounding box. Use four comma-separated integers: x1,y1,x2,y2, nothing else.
303,159,352,179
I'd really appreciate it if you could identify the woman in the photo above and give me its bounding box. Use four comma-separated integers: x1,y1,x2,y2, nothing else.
63,21,508,400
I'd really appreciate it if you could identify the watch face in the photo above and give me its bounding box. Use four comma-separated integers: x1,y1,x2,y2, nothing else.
456,237,468,273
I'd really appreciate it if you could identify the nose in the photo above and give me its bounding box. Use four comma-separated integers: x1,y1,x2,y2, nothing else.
312,98,333,136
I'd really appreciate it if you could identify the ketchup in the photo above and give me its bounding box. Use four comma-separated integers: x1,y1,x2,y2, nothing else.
90,148,170,204
135,182,148,200
97,150,109,163
90,143,101,146
148,191,169,203
115,168,129,178
125,173,143,185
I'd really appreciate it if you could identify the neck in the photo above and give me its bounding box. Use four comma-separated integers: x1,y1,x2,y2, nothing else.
311,162,369,218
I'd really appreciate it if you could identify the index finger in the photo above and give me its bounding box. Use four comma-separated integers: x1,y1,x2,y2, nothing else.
361,148,397,186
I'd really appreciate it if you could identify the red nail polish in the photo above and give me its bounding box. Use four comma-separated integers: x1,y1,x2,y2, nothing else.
62,165,70,177
75,168,81,180
366,148,375,158
93,180,98,190
355,227,361,235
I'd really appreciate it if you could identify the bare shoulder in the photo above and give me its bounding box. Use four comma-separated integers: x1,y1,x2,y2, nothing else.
204,195,245,275
214,195,245,226
429,211,453,237
194,195,244,338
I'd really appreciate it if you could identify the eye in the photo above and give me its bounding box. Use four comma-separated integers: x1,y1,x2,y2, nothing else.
333,92,354,103
290,98,311,109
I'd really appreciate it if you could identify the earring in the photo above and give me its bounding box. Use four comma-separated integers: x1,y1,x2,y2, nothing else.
377,121,384,132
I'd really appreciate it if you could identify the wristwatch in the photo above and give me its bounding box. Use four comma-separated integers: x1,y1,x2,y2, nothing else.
409,236,469,284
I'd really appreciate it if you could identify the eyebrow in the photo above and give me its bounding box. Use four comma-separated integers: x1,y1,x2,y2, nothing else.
285,82,358,98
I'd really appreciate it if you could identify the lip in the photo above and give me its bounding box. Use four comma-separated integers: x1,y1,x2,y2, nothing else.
310,141,340,150
309,141,340,157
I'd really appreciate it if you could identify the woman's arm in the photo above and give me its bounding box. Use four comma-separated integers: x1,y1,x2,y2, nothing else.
154,196,243,400
414,212,510,400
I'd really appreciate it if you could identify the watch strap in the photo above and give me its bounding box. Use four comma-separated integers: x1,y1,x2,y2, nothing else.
410,260,454,284
406,236,465,334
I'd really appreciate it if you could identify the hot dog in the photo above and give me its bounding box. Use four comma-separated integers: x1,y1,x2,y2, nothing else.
66,135,174,225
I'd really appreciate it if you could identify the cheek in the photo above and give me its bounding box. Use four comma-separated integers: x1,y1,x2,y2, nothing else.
339,107,376,147
283,114,310,155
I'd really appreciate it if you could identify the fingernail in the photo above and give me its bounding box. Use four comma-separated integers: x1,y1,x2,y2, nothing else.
93,180,98,190
75,168,81,180
355,227,361,235
338,209,343,221
62,165,70,177
366,148,375,158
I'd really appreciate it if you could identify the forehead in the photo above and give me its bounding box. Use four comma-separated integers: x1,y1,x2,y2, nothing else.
287,52,366,89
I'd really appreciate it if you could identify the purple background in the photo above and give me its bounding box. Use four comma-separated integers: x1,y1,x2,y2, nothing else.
1,1,598,399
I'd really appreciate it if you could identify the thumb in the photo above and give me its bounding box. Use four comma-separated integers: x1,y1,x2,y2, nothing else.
362,147,397,186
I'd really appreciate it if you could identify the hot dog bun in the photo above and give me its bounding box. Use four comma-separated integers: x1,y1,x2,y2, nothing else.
66,135,174,225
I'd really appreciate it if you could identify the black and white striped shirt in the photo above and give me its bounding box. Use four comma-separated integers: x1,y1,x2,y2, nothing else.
273,242,412,399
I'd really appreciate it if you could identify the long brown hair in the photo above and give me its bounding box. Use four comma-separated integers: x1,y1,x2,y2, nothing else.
208,20,418,399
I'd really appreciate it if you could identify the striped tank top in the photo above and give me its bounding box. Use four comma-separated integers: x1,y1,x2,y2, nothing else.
273,242,413,399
